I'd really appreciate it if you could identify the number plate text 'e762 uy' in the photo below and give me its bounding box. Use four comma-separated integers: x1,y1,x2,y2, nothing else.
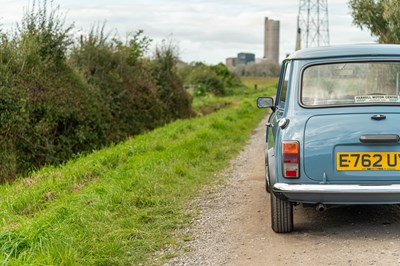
337,152,400,171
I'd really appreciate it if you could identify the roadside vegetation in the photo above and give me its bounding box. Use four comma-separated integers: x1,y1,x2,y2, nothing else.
178,62,242,96
177,62,278,116
0,1,192,182
0,78,277,264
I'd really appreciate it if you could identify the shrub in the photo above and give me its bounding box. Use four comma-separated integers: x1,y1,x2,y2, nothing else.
151,40,194,120
179,62,243,96
70,26,166,142
210,63,242,87
0,1,106,175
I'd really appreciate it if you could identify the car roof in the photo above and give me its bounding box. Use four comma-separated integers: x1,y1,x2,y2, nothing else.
287,44,400,60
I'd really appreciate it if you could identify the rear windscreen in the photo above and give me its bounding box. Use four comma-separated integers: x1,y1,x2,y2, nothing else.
302,62,400,106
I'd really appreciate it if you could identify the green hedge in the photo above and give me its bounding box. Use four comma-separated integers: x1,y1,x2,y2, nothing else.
0,2,193,181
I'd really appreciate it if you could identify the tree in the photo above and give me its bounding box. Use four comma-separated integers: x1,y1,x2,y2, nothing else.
349,0,400,43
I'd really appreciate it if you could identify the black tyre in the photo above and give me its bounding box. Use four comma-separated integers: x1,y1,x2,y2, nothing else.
270,192,293,233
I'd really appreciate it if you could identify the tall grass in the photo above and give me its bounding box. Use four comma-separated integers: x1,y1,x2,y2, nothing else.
0,88,270,264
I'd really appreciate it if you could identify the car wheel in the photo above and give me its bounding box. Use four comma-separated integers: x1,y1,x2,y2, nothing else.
270,192,293,233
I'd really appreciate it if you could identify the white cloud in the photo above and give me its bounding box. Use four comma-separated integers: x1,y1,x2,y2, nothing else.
0,0,376,64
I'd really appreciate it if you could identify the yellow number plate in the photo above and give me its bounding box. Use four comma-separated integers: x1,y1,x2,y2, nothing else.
336,152,400,171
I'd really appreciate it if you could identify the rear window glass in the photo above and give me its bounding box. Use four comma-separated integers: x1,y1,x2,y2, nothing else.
302,62,400,106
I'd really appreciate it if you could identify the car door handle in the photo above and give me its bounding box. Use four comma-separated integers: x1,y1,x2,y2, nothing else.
359,134,400,144
371,114,386,120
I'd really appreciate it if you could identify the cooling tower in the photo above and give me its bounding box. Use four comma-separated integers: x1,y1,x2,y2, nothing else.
264,17,280,65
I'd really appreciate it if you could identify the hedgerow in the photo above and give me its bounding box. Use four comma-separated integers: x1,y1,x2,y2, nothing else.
0,1,193,181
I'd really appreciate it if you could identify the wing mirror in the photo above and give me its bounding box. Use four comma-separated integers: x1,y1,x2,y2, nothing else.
257,97,275,111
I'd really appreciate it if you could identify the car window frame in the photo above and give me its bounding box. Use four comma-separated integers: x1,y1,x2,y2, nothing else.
298,59,400,109
276,60,292,110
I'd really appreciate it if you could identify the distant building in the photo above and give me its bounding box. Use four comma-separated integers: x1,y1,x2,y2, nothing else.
225,57,237,68
236,52,255,65
264,17,280,65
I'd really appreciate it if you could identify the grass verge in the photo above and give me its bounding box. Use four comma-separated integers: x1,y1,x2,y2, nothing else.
0,84,275,265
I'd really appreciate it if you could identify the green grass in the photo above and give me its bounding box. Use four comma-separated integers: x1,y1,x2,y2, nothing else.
240,76,278,90
0,86,274,265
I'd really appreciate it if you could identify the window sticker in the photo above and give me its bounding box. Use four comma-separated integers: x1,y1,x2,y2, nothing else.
354,95,400,103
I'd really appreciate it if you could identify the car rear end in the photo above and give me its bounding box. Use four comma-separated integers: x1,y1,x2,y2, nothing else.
265,45,400,232
274,56,400,205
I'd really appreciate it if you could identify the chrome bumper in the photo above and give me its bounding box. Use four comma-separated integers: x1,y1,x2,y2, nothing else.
272,183,400,204
273,183,400,194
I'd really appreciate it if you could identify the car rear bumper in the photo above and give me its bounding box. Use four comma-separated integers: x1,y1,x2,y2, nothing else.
272,183,400,204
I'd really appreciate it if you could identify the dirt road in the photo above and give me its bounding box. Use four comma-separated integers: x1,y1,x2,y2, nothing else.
164,119,400,266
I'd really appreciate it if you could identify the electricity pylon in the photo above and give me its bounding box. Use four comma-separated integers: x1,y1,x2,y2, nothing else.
296,0,330,50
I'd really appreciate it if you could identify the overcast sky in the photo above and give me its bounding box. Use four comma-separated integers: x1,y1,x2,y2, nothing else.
0,0,376,64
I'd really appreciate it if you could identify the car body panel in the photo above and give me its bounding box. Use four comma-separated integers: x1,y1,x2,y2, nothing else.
304,113,400,182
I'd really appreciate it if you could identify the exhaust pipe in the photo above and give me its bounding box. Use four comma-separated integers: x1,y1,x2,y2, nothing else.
316,203,327,212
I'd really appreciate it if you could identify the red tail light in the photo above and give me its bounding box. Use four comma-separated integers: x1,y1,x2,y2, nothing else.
282,141,299,178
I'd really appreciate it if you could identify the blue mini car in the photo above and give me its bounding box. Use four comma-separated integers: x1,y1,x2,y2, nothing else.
257,44,400,233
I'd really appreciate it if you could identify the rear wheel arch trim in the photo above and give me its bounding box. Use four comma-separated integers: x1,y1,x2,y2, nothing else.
267,148,276,185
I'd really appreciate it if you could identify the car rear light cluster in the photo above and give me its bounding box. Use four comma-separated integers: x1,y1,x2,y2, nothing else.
282,141,299,178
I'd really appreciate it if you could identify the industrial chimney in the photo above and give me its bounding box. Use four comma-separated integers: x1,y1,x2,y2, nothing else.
264,17,280,65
